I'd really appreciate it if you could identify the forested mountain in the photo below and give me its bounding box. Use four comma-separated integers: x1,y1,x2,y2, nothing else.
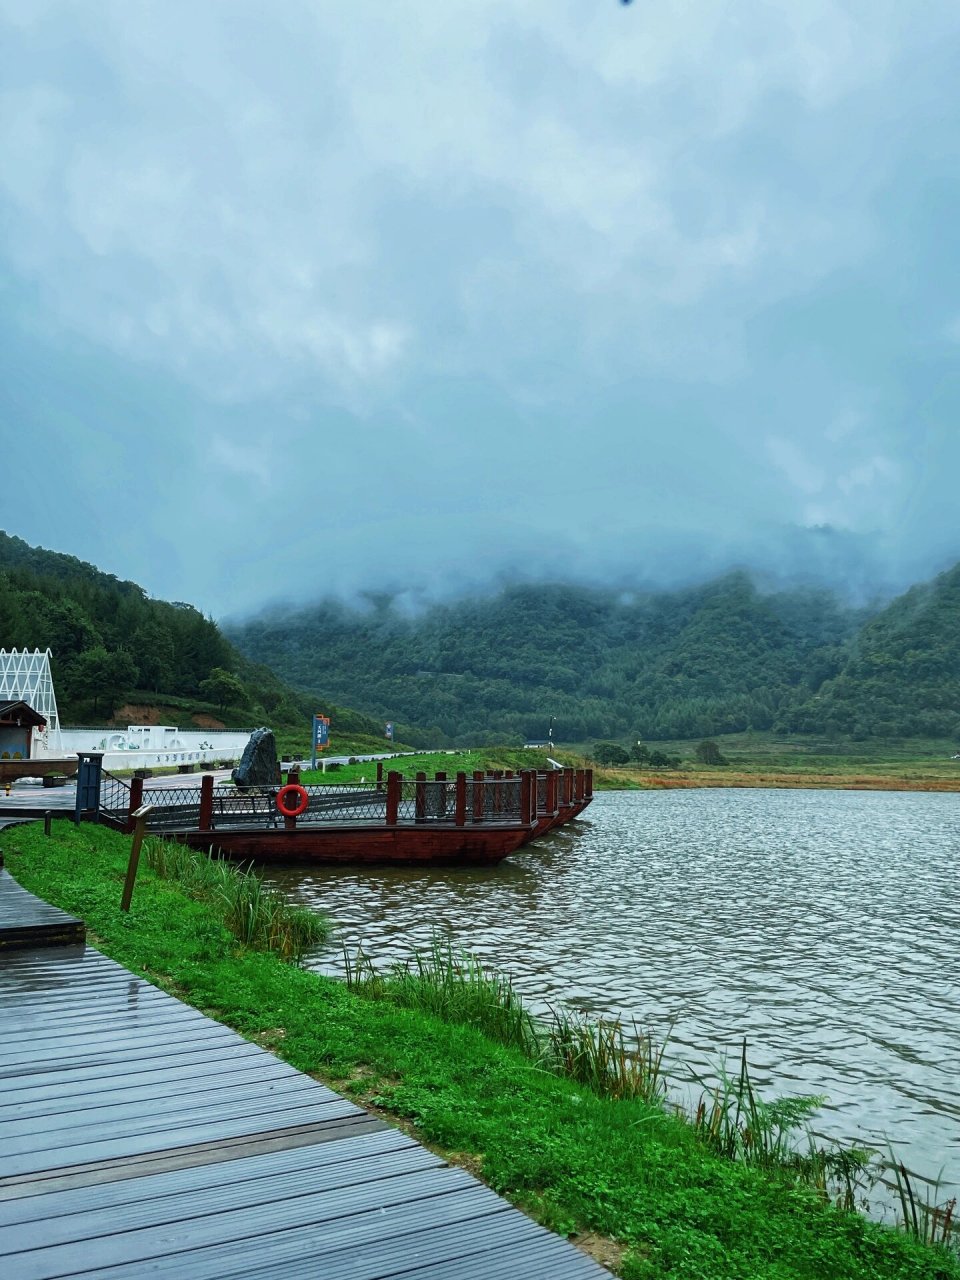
227,573,877,744
782,562,960,739
7,525,957,745
0,531,379,734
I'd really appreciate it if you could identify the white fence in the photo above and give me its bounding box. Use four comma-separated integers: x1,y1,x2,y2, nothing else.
33,726,256,772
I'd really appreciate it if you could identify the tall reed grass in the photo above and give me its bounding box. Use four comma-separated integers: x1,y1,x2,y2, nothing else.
342,936,959,1254
345,938,672,1106
143,837,329,961
888,1146,957,1248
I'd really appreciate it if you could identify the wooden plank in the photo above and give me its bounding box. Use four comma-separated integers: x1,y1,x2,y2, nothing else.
2,1074,338,1140
0,1044,273,1109
0,871,84,950
0,938,608,1280
0,1115,386,1201
0,1141,442,1249
3,1096,360,1176
66,1195,549,1280
0,1129,416,1224
0,1058,304,1119
4,1174,495,1279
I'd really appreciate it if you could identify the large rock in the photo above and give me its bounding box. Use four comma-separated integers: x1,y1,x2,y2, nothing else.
232,728,280,789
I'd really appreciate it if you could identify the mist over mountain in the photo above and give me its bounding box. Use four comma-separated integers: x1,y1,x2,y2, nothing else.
225,573,850,743
3,5,960,619
227,561,960,746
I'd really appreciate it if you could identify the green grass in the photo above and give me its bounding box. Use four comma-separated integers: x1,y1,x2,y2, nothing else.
2,820,958,1280
300,746,563,785
141,837,330,961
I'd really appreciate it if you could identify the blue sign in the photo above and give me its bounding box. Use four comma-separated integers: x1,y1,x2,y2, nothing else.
385,722,394,741
313,715,330,750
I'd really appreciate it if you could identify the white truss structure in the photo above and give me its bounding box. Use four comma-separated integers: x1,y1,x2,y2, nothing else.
0,649,62,752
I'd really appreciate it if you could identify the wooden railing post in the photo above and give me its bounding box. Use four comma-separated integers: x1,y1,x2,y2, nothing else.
199,773,214,830
546,770,558,816
434,771,447,820
585,768,594,799
120,804,154,912
415,772,427,822
454,772,466,826
127,775,144,834
386,771,400,825
520,770,533,825
472,771,484,824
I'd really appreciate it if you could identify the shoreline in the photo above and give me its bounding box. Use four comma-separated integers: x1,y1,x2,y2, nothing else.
3,820,957,1280
593,770,960,793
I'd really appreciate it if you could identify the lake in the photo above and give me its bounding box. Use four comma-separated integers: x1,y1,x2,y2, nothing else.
267,787,960,1208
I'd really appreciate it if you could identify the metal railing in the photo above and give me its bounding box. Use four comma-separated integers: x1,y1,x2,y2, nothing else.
100,771,132,828
104,767,594,837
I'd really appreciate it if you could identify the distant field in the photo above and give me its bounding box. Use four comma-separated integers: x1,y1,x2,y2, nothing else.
593,733,960,791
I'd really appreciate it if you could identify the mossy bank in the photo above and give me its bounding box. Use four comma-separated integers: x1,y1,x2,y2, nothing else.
3,822,957,1280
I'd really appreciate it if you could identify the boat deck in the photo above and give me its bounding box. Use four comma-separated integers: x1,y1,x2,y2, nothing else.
0,930,606,1277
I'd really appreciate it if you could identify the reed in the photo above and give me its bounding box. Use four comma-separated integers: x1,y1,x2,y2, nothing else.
544,1005,671,1103
342,941,908,1216
887,1146,958,1250
344,939,540,1058
344,939,671,1106
143,837,329,961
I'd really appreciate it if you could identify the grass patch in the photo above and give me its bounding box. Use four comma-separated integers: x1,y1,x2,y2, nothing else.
2,820,958,1280
141,837,330,961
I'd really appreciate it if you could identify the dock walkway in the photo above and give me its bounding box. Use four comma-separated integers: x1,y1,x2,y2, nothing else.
0,905,606,1277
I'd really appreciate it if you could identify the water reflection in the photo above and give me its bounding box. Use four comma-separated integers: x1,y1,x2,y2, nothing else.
266,788,960,1203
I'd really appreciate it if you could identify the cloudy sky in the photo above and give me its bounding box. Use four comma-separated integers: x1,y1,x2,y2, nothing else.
2,0,959,618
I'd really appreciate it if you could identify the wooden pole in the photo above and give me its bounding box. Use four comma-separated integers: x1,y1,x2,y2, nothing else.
415,772,426,823
386,771,400,825
199,774,214,830
43,811,52,837
546,770,558,816
520,770,533,825
120,805,154,913
127,776,144,834
454,772,467,827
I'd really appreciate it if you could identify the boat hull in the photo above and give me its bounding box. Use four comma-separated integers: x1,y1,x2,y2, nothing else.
182,822,535,866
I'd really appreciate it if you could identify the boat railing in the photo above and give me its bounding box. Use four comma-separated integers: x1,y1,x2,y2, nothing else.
113,770,542,835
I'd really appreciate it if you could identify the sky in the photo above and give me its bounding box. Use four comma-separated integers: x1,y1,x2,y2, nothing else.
2,0,960,619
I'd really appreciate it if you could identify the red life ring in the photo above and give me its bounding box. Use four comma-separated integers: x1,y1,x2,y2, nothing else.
276,784,309,818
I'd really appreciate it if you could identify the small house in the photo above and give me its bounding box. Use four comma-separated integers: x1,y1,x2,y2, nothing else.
0,700,47,761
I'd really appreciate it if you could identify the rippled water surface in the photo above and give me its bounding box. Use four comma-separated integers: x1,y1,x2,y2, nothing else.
268,788,960,1197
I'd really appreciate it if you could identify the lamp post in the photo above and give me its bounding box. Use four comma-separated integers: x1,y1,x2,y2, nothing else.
548,717,556,748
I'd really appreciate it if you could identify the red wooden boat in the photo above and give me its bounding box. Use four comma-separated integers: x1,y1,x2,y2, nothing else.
101,766,593,866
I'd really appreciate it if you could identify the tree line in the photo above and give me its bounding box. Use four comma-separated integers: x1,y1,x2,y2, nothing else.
228,566,960,745
0,531,380,735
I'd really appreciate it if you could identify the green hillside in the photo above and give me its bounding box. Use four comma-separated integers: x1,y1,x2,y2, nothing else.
8,526,958,748
0,531,381,739
782,562,960,738
227,573,873,744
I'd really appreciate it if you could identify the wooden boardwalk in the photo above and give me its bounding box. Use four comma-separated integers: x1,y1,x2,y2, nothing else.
0,940,607,1278
0,867,85,951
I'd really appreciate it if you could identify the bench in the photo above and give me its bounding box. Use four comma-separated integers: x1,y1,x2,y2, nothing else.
42,775,68,788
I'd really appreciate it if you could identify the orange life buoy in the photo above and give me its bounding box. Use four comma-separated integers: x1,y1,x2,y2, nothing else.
276,783,309,818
